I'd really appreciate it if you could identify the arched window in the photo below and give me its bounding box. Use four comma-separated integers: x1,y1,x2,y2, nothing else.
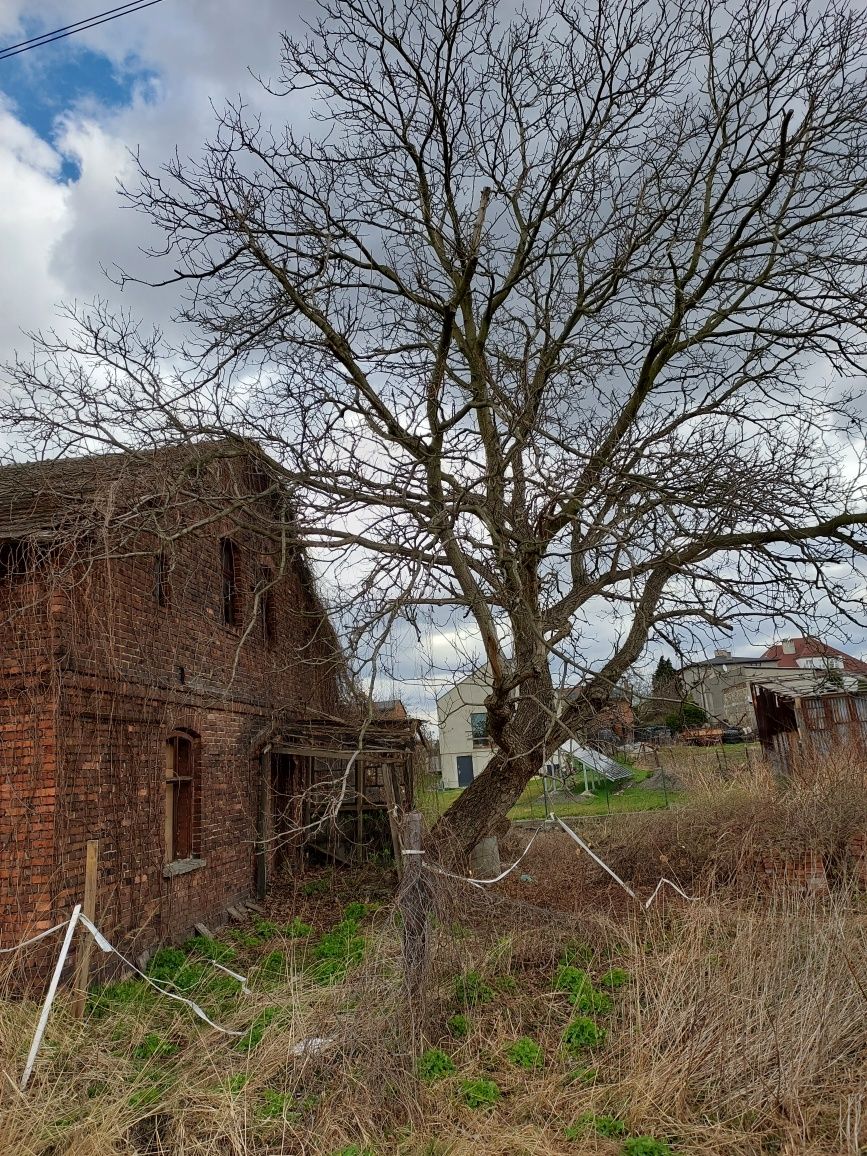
220,537,240,626
164,732,199,862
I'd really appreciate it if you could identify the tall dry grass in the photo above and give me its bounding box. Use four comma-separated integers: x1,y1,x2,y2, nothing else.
2,759,867,1156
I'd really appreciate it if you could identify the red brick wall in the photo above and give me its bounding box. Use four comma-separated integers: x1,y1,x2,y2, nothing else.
0,564,60,948
0,466,344,956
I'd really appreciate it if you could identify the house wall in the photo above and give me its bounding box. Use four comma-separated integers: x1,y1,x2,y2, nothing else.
0,564,59,948
436,678,493,789
0,471,344,956
436,673,636,788
681,662,774,727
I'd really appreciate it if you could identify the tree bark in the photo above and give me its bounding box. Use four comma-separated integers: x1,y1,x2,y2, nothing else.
430,748,539,860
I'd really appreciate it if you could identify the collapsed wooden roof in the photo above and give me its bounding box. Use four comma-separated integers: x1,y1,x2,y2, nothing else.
252,710,424,760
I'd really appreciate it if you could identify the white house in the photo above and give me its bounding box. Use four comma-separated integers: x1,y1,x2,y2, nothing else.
435,669,634,789
436,672,494,788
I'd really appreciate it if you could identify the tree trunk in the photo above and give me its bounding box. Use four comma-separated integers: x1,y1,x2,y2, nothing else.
430,746,542,862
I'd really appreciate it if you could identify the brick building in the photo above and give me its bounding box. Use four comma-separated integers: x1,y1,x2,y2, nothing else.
0,441,410,962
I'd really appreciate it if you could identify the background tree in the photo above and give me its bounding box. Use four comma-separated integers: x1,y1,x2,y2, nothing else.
7,0,867,857
652,659,677,693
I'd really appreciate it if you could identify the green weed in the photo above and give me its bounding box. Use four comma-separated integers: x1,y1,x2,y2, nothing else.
565,1112,627,1140
259,1088,299,1121
447,1013,470,1038
621,1139,674,1156
562,1017,607,1053
417,1048,457,1082
183,936,237,964
459,1077,501,1109
599,967,630,989
146,948,206,991
259,949,289,979
554,965,613,1012
302,878,330,896
253,918,280,938
453,970,494,1006
505,1036,543,1070
233,1007,278,1053
284,917,313,937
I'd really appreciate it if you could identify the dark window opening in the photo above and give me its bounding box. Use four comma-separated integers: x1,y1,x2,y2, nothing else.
165,733,199,862
470,711,489,748
258,564,276,645
154,548,172,607
0,539,29,579
220,537,240,626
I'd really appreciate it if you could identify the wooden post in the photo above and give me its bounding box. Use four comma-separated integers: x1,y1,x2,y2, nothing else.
382,765,404,878
398,811,431,1038
355,755,364,853
255,749,271,900
71,840,99,1019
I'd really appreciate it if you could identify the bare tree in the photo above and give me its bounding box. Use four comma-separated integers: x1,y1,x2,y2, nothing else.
7,0,867,856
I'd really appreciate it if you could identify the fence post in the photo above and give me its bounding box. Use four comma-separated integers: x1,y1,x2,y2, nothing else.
398,811,432,1039
382,767,404,879
71,839,99,1019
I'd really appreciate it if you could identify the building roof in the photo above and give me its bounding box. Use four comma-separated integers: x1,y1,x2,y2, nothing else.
372,698,409,719
683,654,777,669
760,636,867,676
752,672,861,699
0,439,285,540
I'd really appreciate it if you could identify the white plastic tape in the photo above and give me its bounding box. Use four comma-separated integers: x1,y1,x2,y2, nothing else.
0,920,69,954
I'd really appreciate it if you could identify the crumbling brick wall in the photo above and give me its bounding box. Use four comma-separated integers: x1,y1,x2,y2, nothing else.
0,458,344,957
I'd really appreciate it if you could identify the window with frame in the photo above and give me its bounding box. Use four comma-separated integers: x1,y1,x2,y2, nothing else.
154,548,172,607
258,564,276,645
470,711,489,748
220,537,240,626
165,733,197,862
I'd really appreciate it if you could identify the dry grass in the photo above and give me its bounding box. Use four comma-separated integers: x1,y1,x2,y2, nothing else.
3,767,867,1155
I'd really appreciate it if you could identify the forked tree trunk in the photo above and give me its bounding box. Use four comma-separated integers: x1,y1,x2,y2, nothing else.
429,746,544,862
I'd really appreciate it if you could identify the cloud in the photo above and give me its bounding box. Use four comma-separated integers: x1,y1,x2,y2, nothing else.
0,102,68,353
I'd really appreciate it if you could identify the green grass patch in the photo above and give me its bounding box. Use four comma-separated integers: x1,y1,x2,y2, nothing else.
132,1033,179,1061
233,1007,279,1053
183,936,237,964
565,1112,626,1140
621,1139,674,1156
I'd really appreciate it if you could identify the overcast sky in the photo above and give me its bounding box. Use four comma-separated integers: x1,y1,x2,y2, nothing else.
0,0,863,715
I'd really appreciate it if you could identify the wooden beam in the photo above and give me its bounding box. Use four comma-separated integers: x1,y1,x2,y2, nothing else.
71,839,99,1019
255,749,271,899
382,767,403,878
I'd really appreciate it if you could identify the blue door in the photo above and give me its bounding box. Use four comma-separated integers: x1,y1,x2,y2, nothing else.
456,755,474,787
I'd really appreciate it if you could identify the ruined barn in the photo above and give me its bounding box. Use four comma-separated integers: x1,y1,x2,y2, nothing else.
0,441,414,961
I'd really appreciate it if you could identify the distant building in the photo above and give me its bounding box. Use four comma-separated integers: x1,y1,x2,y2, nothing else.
682,636,867,731
436,670,634,789
753,677,867,771
372,698,409,721
680,650,777,727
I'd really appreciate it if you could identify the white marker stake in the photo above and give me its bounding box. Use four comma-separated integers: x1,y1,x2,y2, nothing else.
20,903,82,1091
